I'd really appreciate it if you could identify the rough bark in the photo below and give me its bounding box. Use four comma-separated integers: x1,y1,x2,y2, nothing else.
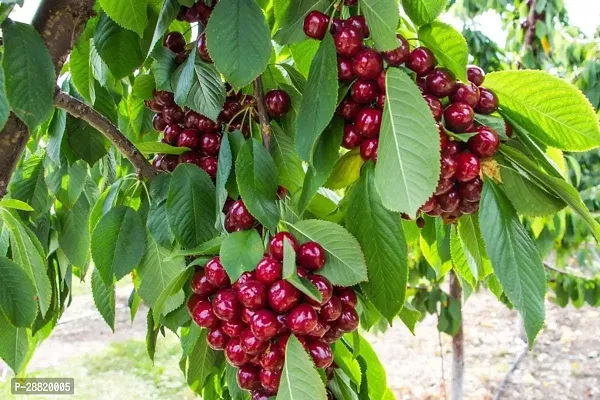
449,272,464,400
253,76,272,152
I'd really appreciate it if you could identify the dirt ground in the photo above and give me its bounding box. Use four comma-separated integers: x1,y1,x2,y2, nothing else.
1,288,599,400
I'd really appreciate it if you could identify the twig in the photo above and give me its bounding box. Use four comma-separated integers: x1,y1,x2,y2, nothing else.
543,263,596,280
493,344,528,400
522,0,538,54
54,91,158,181
252,76,272,152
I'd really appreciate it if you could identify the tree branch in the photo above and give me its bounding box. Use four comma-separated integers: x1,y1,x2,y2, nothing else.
54,91,158,181
253,76,272,152
522,0,537,54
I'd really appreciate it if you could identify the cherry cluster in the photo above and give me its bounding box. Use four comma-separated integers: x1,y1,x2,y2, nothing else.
186,232,359,399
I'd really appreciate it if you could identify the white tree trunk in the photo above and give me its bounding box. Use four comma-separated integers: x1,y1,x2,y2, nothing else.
450,272,464,400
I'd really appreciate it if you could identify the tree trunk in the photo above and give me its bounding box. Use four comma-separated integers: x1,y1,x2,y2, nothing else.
450,271,464,400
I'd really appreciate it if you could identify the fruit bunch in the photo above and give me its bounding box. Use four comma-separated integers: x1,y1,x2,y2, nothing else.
186,231,360,398
303,4,504,223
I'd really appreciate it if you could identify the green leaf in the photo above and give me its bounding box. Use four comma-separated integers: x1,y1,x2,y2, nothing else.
485,70,600,151
457,214,492,279
205,0,272,89
235,139,280,232
185,330,222,390
398,302,421,334
273,0,329,45
282,238,322,303
66,116,111,166
278,64,307,94
359,0,400,51
1,20,54,130
479,179,546,346
151,47,177,92
70,34,95,103
418,22,468,82
58,194,91,268
9,155,51,218
169,236,224,258
99,0,148,36
401,0,447,26
226,364,250,400
295,32,338,162
329,370,359,400
185,58,227,122
0,54,9,130
132,74,156,100
171,48,197,107
325,149,364,190
167,164,217,249
0,199,33,212
0,312,31,374
0,256,37,327
91,268,116,331
286,220,368,287
375,67,440,218
271,124,304,192
220,230,264,283
450,227,476,289
346,163,407,321
419,216,452,277
332,342,361,386
277,335,327,400
152,267,193,322
353,334,388,400
216,133,233,229
147,0,178,56
91,206,147,285
137,141,190,155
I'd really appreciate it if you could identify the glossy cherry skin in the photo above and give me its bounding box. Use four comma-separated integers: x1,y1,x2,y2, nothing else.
444,103,474,133
222,319,246,338
269,232,299,261
177,129,202,149
162,105,185,124
351,80,379,104
259,369,281,394
303,11,330,40
237,365,261,391
233,271,256,292
187,294,204,315
425,68,457,98
337,288,357,308
161,155,179,172
146,99,163,113
230,200,256,230
219,101,241,124
205,256,230,288
306,275,333,306
330,18,345,35
406,47,436,76
225,338,250,367
451,82,480,108
163,32,186,53
459,198,480,214
423,95,444,121
354,108,382,138
287,304,319,335
337,57,356,82
334,26,364,57
360,138,378,162
458,177,483,202
207,325,230,350
337,304,360,332
191,269,217,296
320,296,342,321
436,189,460,212
347,15,369,38
467,65,485,86
343,0,358,5
260,346,285,372
265,90,291,118
353,48,383,80
468,126,500,158
297,242,327,271
179,151,202,168
200,132,221,156
197,33,212,63
268,280,301,313
337,97,361,120
240,306,258,326
322,326,344,344
342,124,364,149
213,289,242,321
200,156,218,179
251,389,271,400
383,34,410,66
455,152,481,182
443,140,464,156
421,197,437,213
238,281,268,310
153,114,167,132
251,310,280,341
441,153,458,179
255,256,283,285
196,114,220,133
154,90,175,107
377,70,386,92
376,93,386,109
307,319,330,339
435,178,454,196
192,300,219,328
240,329,269,355
307,340,334,368
475,88,499,114
163,124,182,145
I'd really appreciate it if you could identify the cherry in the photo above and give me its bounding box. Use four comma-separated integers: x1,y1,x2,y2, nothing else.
377,70,386,92
240,307,257,326
213,289,241,321
344,0,358,5
255,256,283,285
353,48,382,80
276,314,289,335
439,125,450,148
269,232,298,261
307,340,334,368
176,128,201,149
443,140,464,155
238,281,268,310
251,310,279,341
303,11,330,40
225,338,250,367
426,68,457,98
240,329,269,355
163,124,182,145
441,153,457,179
459,199,480,214
307,319,330,339
161,155,179,172
251,389,271,400
355,108,382,138
337,304,360,332
423,95,443,121
196,114,220,133
207,325,230,350
383,34,410,66
187,294,204,315
376,93,386,110
334,26,363,57
260,346,284,372
237,365,261,391
200,132,221,156
330,18,345,35
337,97,361,121
234,271,257,292
360,139,378,162
406,47,436,76
230,200,256,230
153,114,167,132
163,105,185,124
337,57,355,82
296,242,326,271
467,65,485,86
287,304,319,335
436,189,460,212
265,90,291,118
259,369,281,394
297,267,309,279
416,77,429,94
163,32,186,53
219,101,241,124
154,90,175,107
347,15,369,38
197,33,212,63
192,300,219,328
277,186,288,199
444,103,474,132
179,151,202,167
320,296,342,321
146,99,163,113
268,280,301,313
455,152,481,182
435,178,454,195
337,288,357,308
458,177,483,202
184,111,200,129
196,2,213,24
200,157,218,178
451,82,480,108
306,275,333,306
322,326,344,344
175,51,189,65
505,121,513,138
475,88,499,114
350,80,379,104
421,197,437,213
426,203,443,217
468,126,499,158
222,319,246,338
191,269,217,296
342,124,364,149
204,256,229,287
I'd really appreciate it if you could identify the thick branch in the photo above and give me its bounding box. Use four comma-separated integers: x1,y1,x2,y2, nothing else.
253,76,273,152
54,92,158,181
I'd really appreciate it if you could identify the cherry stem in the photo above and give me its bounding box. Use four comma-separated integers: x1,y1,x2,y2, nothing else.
253,76,272,152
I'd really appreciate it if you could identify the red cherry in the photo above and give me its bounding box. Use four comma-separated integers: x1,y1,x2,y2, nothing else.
191,269,217,296
426,203,443,217
330,18,345,35
468,126,500,158
306,275,333,306
421,197,437,213
219,101,241,124
205,256,230,287
269,232,298,261
260,346,285,372
287,304,318,335
255,256,283,285
337,288,357,308
259,369,281,394
225,338,250,367
307,319,330,339
276,313,289,335
320,296,342,321
185,111,201,129
251,389,271,400
346,15,369,38
354,108,382,138
436,189,460,212
303,11,330,40
297,242,327,271
181,5,199,22
360,139,378,162
353,48,383,80
177,129,202,149
187,294,204,315
475,88,499,114
163,124,182,145
175,51,189,65
196,114,220,133
406,47,436,76
230,200,256,230
377,70,386,92
213,289,241,321
423,95,443,121
458,177,483,202
337,304,360,332
342,124,364,149
153,114,167,132
455,152,481,182
237,365,261,391
179,151,202,167
337,57,356,82
197,33,212,63
375,93,386,110
268,280,301,313
238,281,268,310
337,97,361,120
240,328,269,355
200,132,222,156
154,90,175,107
344,0,358,5
441,153,457,179
334,26,363,57
240,307,257,326
444,103,474,132
443,140,464,156
234,271,257,292
192,300,219,328
350,80,379,104
222,319,246,338
163,32,186,53
383,34,410,66
439,125,450,148
451,82,480,108
425,68,457,98
322,326,344,344
505,121,513,138
297,267,310,279
467,65,485,86
207,325,230,350
161,155,179,172
196,2,213,24
162,105,185,124
265,90,291,118
307,340,334,368
459,199,480,214
416,77,429,94
146,99,163,113
251,310,279,341
435,178,454,196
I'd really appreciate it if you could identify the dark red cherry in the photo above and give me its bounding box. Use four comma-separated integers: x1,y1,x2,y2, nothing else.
163,32,186,53
230,200,256,230
375,93,386,109
338,56,356,82
459,199,480,214
287,304,318,335
307,340,334,368
435,178,454,195
187,294,204,315
207,325,230,350
334,26,363,57
337,288,357,308
320,296,342,321
146,99,163,113
265,89,291,118
354,108,382,138
237,365,261,391
360,138,378,162
238,281,268,310
322,326,344,344
455,152,481,182
342,124,364,149
350,80,379,104
406,47,436,76
233,271,257,292
191,269,217,296
197,33,212,63
225,338,250,367
161,155,179,172
330,18,345,35
468,126,500,158
458,177,483,202
441,153,457,179
240,329,269,355
337,304,360,332
307,319,330,339
268,280,301,313
196,114,220,133
505,121,513,138
426,203,443,217
439,125,450,148
269,232,299,261
337,97,361,120
200,156,218,178
423,95,443,121
251,389,271,400
153,114,167,132
196,2,213,24
185,111,201,129
297,242,327,271
467,65,485,86
383,34,410,66
154,90,175,107
426,68,457,98
353,47,383,80
421,197,437,213
205,256,230,288
444,103,474,132
305,275,333,306
222,319,246,338
259,369,281,394
451,82,480,108
163,124,182,144
163,105,185,124
219,101,241,124
179,151,202,167
260,346,285,372
475,88,499,114
251,310,279,341
303,11,330,40
436,189,460,212
377,70,386,91
200,132,221,156
255,256,283,285
192,300,219,328
443,140,464,155
343,0,358,5
240,307,257,326
213,289,241,321
177,128,201,149
347,15,369,38
182,5,199,23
